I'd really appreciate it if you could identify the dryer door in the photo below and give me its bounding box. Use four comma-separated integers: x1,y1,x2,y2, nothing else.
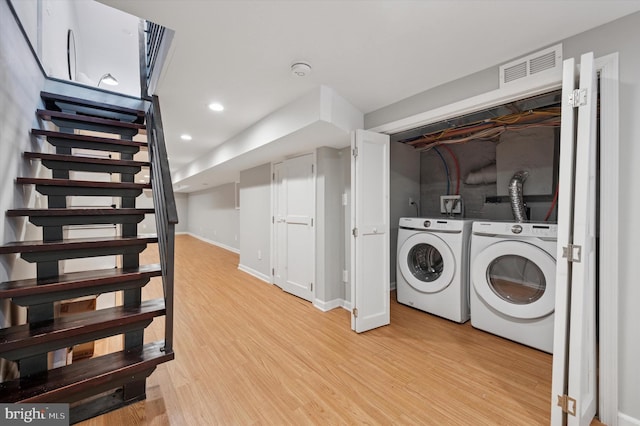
398,233,455,293
472,240,556,319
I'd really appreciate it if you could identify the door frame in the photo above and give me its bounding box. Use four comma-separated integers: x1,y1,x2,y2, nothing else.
368,52,619,424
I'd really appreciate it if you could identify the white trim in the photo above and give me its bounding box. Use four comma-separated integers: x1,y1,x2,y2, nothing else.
313,298,344,312
366,51,619,425
186,232,240,254
368,81,561,135
594,52,619,426
237,264,271,284
341,300,352,311
619,412,640,426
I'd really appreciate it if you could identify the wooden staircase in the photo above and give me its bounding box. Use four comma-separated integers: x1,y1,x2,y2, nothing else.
0,91,175,423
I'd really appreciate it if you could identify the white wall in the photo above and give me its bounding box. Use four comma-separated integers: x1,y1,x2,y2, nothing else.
365,11,640,422
389,142,420,285
187,183,239,252
73,1,140,96
9,0,140,96
238,164,271,281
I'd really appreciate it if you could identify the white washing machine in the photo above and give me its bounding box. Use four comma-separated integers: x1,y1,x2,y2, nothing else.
396,217,473,323
469,221,557,353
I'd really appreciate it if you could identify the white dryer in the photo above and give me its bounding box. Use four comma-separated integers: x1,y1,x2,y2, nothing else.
469,221,557,353
396,217,473,323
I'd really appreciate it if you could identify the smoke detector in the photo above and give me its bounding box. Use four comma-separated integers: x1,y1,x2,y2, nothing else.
291,62,312,77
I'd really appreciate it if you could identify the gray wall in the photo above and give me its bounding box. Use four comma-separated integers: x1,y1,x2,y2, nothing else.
419,128,558,222
174,192,188,234
389,142,420,285
187,183,239,252
366,11,640,421
316,147,349,305
0,0,47,380
239,164,271,279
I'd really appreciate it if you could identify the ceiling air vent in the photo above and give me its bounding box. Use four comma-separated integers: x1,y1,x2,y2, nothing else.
499,44,562,88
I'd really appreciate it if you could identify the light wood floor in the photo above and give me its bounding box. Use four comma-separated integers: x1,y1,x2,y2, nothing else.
80,234,559,425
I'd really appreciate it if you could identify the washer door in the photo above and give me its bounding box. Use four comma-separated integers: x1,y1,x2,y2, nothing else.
398,233,455,293
472,240,556,319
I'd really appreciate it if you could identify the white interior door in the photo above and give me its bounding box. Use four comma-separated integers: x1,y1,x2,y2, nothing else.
551,52,598,426
273,154,315,302
350,129,390,333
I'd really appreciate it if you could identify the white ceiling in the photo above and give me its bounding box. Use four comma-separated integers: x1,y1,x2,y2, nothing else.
97,0,640,191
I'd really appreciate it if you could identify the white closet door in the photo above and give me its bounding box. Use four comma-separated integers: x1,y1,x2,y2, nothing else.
350,129,390,333
567,51,598,426
274,154,315,302
551,52,598,426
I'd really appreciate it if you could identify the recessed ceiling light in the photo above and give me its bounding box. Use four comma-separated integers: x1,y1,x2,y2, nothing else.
208,102,224,112
180,134,192,141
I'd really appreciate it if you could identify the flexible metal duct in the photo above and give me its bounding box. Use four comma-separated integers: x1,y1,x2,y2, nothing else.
509,171,529,222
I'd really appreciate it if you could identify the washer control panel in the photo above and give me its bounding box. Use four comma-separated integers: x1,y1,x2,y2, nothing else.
399,217,470,232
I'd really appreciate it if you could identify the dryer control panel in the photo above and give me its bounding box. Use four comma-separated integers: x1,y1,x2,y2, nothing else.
472,221,558,238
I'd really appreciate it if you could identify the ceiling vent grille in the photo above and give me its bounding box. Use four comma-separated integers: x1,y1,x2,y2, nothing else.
500,44,562,88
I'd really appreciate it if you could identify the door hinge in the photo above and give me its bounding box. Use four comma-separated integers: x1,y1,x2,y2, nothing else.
272,268,275,276
557,394,577,416
311,218,314,227
352,307,358,318
568,88,588,107
352,227,358,237
272,172,275,181
562,244,582,262
311,164,314,174
310,282,313,291
272,216,274,224
352,147,358,158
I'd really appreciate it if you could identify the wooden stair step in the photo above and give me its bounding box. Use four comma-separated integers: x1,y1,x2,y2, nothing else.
24,152,149,175
32,129,146,154
37,109,146,131
0,299,165,361
7,208,154,227
0,264,162,305
0,341,173,404
16,177,151,197
0,236,157,262
40,91,145,122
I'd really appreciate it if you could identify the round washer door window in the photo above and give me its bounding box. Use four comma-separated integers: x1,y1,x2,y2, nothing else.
398,233,455,293
472,240,556,319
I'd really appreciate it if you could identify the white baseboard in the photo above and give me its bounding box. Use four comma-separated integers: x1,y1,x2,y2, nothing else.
237,264,271,284
313,298,344,312
342,300,352,311
186,232,240,254
619,412,640,426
